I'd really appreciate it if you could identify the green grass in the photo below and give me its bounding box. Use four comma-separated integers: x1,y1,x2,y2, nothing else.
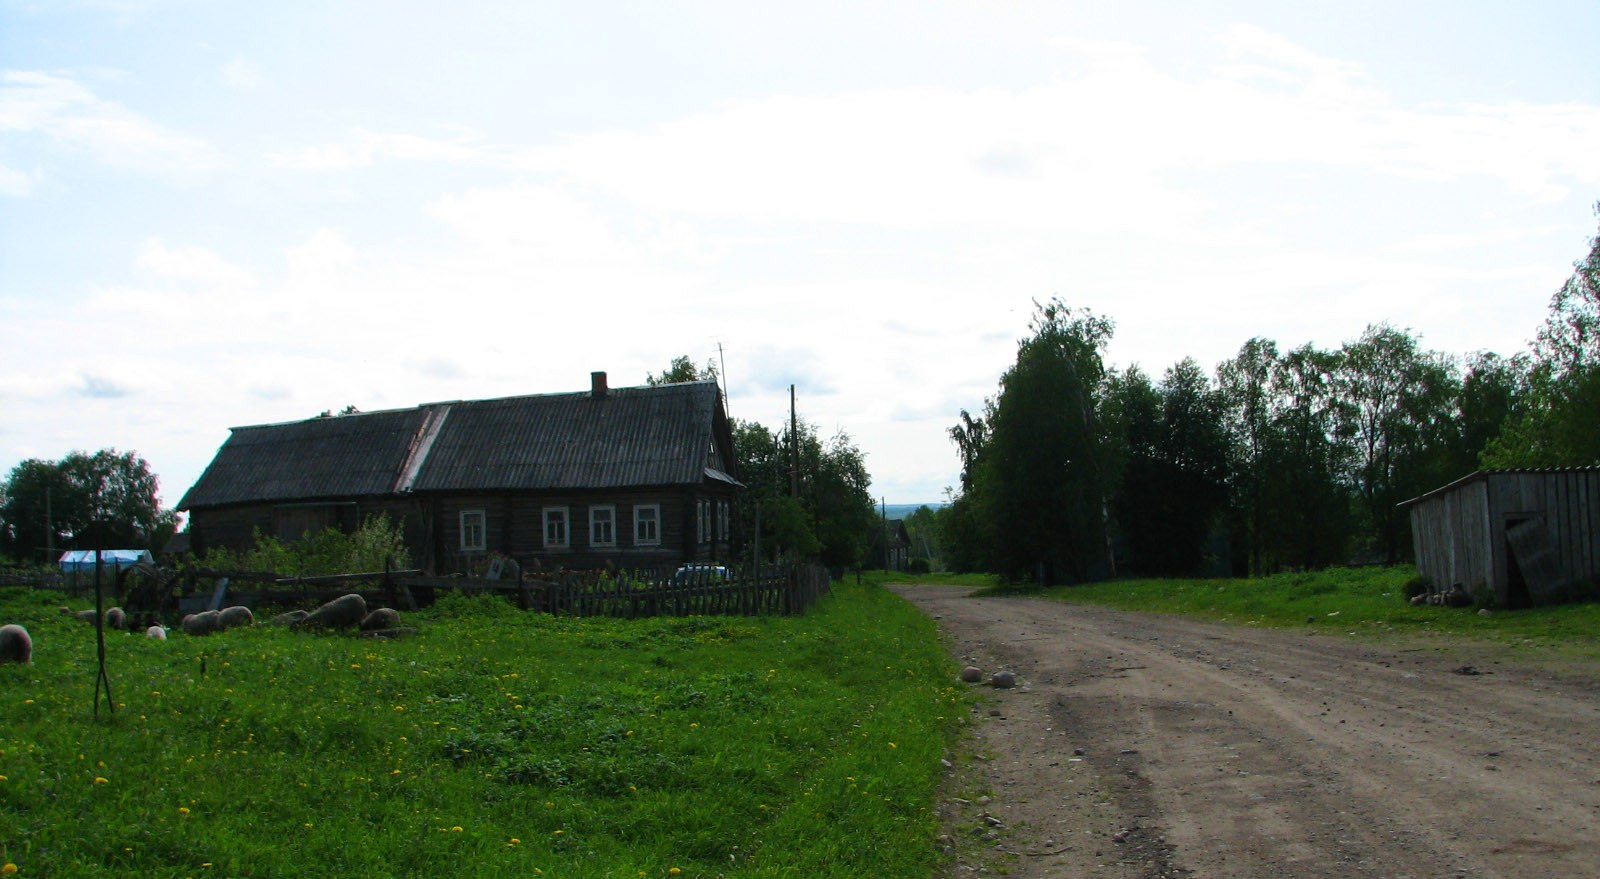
990,566,1600,662
0,583,968,878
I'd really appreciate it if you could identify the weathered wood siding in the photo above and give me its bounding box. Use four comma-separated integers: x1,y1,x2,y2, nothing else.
1407,468,1600,607
1409,475,1491,599
427,487,738,574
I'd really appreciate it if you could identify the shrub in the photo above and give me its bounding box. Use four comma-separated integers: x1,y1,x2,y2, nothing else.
1402,574,1432,601
193,514,411,576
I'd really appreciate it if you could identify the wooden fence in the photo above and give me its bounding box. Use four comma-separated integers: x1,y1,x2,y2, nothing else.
397,563,832,618
8,559,834,621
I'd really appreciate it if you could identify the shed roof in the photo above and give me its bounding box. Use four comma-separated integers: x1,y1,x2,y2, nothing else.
178,380,734,509
1397,466,1600,508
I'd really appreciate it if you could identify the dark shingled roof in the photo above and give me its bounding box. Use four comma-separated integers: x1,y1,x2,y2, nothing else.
178,381,732,509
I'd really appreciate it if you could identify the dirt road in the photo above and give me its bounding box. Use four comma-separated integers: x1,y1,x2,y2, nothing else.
892,585,1600,879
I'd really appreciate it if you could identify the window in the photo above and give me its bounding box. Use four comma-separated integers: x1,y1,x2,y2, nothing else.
634,504,661,546
697,499,709,544
460,509,486,552
717,500,730,542
543,507,569,549
590,505,617,547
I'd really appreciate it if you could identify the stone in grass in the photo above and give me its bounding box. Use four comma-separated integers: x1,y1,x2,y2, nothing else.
295,593,367,630
960,665,983,683
217,605,255,630
182,610,222,636
269,609,311,627
359,607,402,632
146,625,167,640
990,670,1017,689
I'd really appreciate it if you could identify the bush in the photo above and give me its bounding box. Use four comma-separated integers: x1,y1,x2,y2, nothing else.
1402,574,1432,601
907,558,931,575
194,514,411,576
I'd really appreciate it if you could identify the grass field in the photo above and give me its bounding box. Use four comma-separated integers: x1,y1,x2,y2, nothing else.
0,583,966,878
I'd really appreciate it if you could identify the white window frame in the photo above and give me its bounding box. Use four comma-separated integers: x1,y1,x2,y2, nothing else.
634,504,661,546
459,509,487,552
590,504,617,548
543,506,569,549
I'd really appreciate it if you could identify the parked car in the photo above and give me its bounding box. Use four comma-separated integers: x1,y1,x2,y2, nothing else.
671,563,729,585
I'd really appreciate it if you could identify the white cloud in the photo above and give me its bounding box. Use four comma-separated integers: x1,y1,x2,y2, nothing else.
0,162,32,196
222,57,263,90
0,70,220,175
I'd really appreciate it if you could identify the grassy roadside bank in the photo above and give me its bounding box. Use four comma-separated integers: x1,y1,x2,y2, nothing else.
0,581,965,878
864,566,1600,665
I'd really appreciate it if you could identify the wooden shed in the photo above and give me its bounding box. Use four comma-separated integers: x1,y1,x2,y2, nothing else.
1400,468,1600,608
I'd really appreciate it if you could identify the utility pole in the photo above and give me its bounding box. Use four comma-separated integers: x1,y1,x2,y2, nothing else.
789,384,799,498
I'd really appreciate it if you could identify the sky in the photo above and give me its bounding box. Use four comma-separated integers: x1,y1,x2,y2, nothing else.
2,0,1599,513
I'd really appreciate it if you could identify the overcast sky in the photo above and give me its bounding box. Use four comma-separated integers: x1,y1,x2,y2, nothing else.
3,0,1598,512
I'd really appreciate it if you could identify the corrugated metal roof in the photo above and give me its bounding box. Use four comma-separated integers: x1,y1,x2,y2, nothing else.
179,407,431,509
179,380,730,508
1397,466,1600,508
411,382,721,491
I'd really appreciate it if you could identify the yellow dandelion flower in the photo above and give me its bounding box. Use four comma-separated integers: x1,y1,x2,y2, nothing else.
669,868,682,876
93,776,108,784
178,807,190,815
1,863,15,875
451,826,463,833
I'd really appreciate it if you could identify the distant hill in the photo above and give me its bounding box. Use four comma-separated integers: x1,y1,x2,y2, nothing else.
879,502,945,520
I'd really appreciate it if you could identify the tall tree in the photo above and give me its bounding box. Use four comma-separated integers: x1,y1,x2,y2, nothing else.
0,449,177,562
981,298,1115,583
1263,344,1351,570
1333,325,1458,563
646,355,718,386
1483,207,1600,467
1216,338,1279,575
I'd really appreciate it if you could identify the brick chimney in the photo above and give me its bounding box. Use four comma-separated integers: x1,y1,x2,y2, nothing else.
590,371,608,399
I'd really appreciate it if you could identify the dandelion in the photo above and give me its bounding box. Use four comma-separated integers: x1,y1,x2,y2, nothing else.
669,869,682,876
178,807,191,815
1,863,15,875
888,742,897,749
93,777,108,785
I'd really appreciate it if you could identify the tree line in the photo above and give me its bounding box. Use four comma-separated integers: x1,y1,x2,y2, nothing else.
649,356,879,573
938,206,1600,582
0,449,177,564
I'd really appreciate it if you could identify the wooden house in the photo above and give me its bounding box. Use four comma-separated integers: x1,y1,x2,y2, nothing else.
1400,468,1600,608
178,374,742,574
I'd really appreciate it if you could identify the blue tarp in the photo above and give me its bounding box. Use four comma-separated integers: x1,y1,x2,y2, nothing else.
58,549,153,572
